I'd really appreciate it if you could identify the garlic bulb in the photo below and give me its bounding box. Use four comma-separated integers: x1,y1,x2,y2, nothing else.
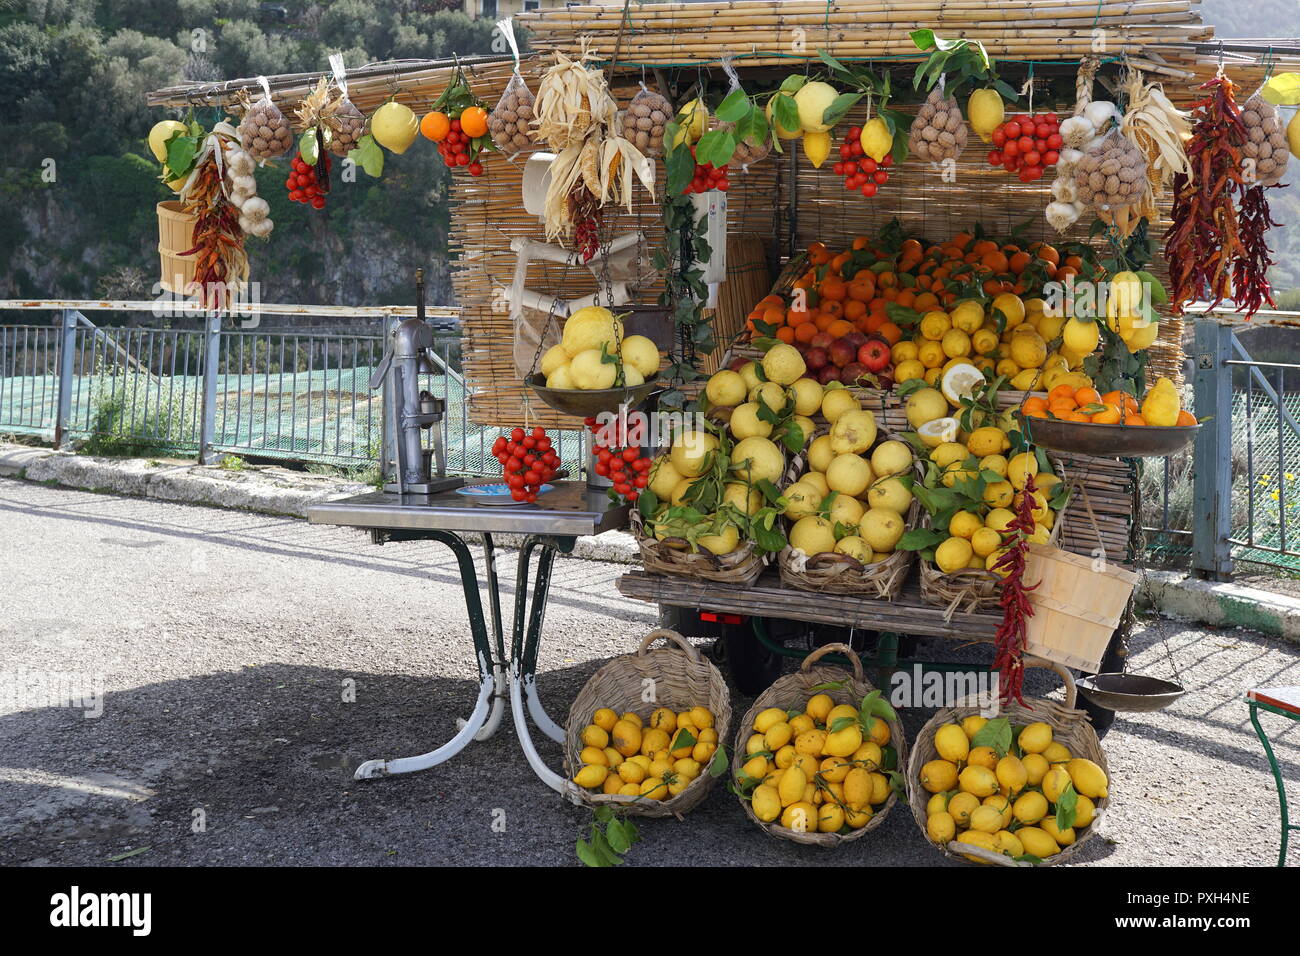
1051,176,1078,202
1059,116,1094,149
241,196,270,221
1046,201,1080,232
1083,100,1122,133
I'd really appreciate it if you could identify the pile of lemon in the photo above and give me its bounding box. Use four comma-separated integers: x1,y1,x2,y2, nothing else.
903,385,1065,575
891,293,1095,395
781,389,916,566
737,693,895,834
919,716,1109,862
572,705,719,800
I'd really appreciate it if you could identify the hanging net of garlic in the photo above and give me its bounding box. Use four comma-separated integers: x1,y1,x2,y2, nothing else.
534,47,655,246
619,83,672,158
1117,66,1192,224
1239,92,1290,188
224,139,273,239
908,84,967,164
1047,58,1110,233
487,19,536,158
237,77,294,163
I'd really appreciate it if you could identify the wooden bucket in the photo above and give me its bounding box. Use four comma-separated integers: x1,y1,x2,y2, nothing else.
156,201,197,294
1021,543,1138,672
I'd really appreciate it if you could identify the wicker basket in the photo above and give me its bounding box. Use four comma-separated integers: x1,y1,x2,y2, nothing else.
563,629,732,819
905,684,1110,867
732,643,909,847
630,497,770,585
778,457,923,599
157,200,197,294
918,462,1070,618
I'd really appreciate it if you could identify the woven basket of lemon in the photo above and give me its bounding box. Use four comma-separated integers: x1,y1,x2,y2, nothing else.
777,402,922,597
732,644,908,847
907,687,1110,866
633,345,811,584
899,374,1072,616
564,629,732,819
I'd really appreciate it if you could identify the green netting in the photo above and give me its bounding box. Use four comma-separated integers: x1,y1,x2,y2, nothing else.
1231,391,1300,570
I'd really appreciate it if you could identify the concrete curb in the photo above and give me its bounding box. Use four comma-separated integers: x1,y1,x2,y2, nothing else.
0,443,642,564
1136,569,1300,644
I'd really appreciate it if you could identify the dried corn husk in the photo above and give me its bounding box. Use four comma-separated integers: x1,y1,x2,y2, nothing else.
1119,66,1192,220
533,47,617,151
600,135,655,210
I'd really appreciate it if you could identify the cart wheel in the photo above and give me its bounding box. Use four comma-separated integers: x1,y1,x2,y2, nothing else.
1076,629,1127,740
721,619,784,697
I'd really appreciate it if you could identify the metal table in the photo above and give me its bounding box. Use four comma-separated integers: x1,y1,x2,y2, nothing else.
308,482,627,793
1247,685,1300,866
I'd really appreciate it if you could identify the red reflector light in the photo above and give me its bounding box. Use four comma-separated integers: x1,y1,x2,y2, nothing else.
700,612,744,625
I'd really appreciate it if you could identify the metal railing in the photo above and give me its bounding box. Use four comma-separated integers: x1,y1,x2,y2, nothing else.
0,303,587,478
1140,315,1300,577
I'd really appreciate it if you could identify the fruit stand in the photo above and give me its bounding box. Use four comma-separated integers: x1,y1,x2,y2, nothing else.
142,0,1300,860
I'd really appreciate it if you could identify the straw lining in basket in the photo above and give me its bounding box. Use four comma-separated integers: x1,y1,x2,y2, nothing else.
630,506,768,585
905,693,1109,866
731,643,909,847
563,629,732,819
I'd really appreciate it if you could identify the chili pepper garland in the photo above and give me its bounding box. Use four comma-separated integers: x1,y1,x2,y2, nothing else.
991,471,1040,706
1163,75,1247,315
1233,177,1281,318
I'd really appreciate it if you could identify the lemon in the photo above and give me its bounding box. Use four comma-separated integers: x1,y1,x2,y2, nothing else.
1061,317,1099,357
935,723,970,763
1009,330,1048,369
967,426,1009,458
1018,721,1053,754
834,535,872,563
670,430,718,479
991,292,1026,329
782,481,821,519
985,507,1016,532
947,791,980,826
866,475,913,514
983,480,1014,509
1006,451,1040,491
573,764,608,789
1012,790,1048,825
740,755,769,783
821,387,860,423
802,128,832,167
732,436,784,484
765,93,801,140
842,766,872,805
920,311,952,341
1042,741,1072,764
967,88,1005,141
920,758,959,793
918,340,947,369
959,764,999,797
957,829,998,862
965,527,998,559
761,342,806,386
790,515,837,556
930,441,969,469
859,116,893,161
859,508,905,552
1141,376,1181,427
905,387,950,428
617,759,646,784
927,811,957,844
845,804,873,829
820,755,852,783
827,454,874,497
948,510,983,540
993,829,1024,858
1017,826,1059,858
750,784,782,821
935,535,974,574
817,801,846,833
984,794,1013,827
941,328,972,359
940,362,986,406
705,369,747,407
917,417,960,449
781,801,816,832
1066,758,1109,798
697,522,740,556
1041,818,1076,846
793,80,838,132
972,328,1000,355
805,694,833,722
1289,108,1300,159
640,777,669,800
764,721,793,751
754,707,787,734
871,440,913,478
729,402,773,440
927,792,950,815
372,100,420,153
824,722,863,758
996,755,1029,796
1073,794,1097,828
1042,766,1073,803
968,804,1004,834
777,765,807,806
1022,753,1049,786
829,409,878,455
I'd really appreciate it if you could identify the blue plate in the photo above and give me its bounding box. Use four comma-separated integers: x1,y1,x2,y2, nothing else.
456,482,555,505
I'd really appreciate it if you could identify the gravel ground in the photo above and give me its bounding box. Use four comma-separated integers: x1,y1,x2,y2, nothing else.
1,479,1297,867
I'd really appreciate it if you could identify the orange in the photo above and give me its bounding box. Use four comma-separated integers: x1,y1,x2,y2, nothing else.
1123,413,1147,426
1064,410,1090,422
794,322,818,344
1089,403,1122,424
420,110,451,142
843,299,867,322
1034,244,1061,267
776,326,796,344
826,319,854,339
901,238,923,258
914,292,940,312
820,277,847,301
762,306,785,326
1048,384,1078,406
848,278,875,302
808,242,832,265
1176,410,1197,426
1074,387,1101,407
1048,402,1077,419
895,290,917,309
460,106,489,138
786,309,812,327
876,322,903,345
852,236,871,251
821,300,844,319
831,252,852,274
814,313,836,332
1022,396,1049,417
981,251,1010,274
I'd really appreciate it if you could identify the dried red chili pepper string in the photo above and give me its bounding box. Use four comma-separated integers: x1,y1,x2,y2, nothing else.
991,471,1039,706
1164,75,1247,315
1234,182,1280,318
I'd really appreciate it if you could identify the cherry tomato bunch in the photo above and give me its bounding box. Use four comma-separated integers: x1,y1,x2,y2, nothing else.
986,113,1063,183
286,154,330,209
492,426,559,502
833,126,893,198
584,416,650,503
683,151,730,194
437,118,484,177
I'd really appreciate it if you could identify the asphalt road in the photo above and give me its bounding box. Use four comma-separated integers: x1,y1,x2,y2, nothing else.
1,479,1297,867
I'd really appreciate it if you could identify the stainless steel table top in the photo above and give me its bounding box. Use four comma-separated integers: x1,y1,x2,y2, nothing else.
306,481,629,537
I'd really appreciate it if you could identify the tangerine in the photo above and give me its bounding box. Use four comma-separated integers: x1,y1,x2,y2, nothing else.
420,111,451,142
460,106,489,138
